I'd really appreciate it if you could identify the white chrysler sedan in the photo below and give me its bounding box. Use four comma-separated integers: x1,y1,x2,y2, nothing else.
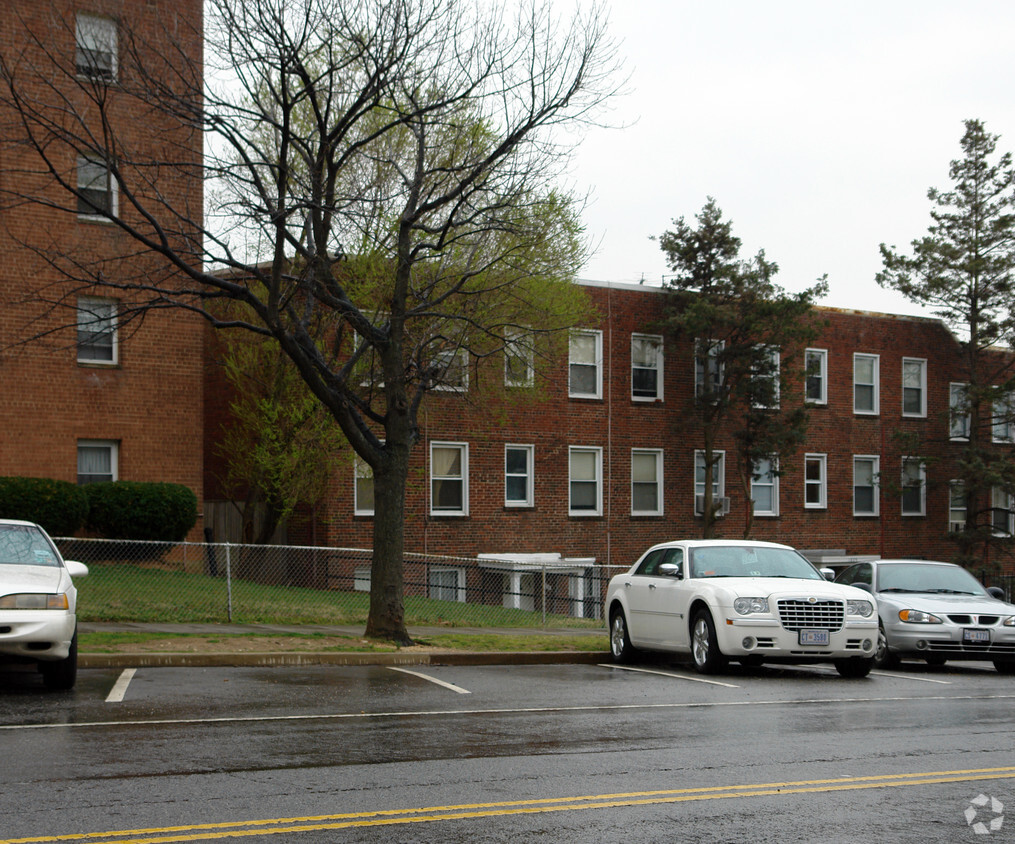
0,519,88,690
605,539,878,678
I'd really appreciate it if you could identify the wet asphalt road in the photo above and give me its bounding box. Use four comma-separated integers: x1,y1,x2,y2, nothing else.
1,659,1014,843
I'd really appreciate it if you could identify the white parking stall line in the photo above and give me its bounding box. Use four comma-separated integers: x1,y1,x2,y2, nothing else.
871,670,953,684
601,663,740,688
388,666,471,694
105,668,137,703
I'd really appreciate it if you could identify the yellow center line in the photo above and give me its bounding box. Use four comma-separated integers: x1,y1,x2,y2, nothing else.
6,766,1015,844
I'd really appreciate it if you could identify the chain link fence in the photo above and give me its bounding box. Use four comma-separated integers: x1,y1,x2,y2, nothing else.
55,538,625,630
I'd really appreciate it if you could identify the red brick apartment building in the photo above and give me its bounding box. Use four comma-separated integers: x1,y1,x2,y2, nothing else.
0,1,205,532
270,279,1014,579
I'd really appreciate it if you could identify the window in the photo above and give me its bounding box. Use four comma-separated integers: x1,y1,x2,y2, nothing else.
631,449,663,516
77,440,117,484
353,567,371,592
77,156,116,217
354,458,374,516
631,334,663,401
76,296,117,363
505,444,534,507
429,567,465,602
694,339,724,402
569,446,602,516
853,455,879,516
853,354,879,414
430,442,468,515
694,449,726,515
504,329,534,388
569,330,602,399
751,457,779,516
75,13,116,81
950,382,970,440
901,358,927,417
432,348,468,392
992,488,1014,536
901,458,925,516
804,453,827,509
949,482,966,532
750,347,780,409
994,393,1015,443
804,348,827,404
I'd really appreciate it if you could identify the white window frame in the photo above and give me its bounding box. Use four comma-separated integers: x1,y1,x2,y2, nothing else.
630,448,663,516
949,481,966,532
504,444,534,508
901,358,927,418
75,13,117,82
354,457,374,516
993,393,1015,443
694,338,724,402
631,334,663,402
430,442,469,516
76,296,118,364
569,446,602,516
569,330,602,399
503,329,534,388
804,453,827,509
432,348,468,392
853,353,880,415
428,567,466,602
77,440,118,485
950,382,970,441
992,488,1014,536
804,348,828,405
751,347,781,409
853,455,880,517
77,155,117,219
694,449,726,515
901,457,926,517
751,457,779,517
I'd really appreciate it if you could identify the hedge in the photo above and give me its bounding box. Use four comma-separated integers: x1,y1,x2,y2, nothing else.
0,476,89,536
84,481,198,542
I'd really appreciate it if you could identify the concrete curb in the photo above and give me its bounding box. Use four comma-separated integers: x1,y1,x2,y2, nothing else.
80,651,612,669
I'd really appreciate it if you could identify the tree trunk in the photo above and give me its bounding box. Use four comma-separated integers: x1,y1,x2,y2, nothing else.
364,448,412,645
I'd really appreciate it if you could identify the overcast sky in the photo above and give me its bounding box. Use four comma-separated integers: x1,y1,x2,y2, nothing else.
570,0,1015,318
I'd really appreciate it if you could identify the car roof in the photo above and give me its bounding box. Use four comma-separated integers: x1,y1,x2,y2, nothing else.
873,559,959,567
644,539,795,552
0,519,40,528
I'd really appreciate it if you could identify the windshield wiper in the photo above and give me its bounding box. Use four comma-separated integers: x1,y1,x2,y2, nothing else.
923,589,979,595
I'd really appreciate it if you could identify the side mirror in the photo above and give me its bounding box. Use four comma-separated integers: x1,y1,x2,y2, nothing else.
65,560,89,578
987,586,1006,601
820,567,835,581
658,562,683,580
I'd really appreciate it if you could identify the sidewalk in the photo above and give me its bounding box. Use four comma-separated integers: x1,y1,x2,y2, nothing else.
78,621,611,668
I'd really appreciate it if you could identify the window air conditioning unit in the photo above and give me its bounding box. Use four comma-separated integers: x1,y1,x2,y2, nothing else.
948,521,965,533
695,495,730,517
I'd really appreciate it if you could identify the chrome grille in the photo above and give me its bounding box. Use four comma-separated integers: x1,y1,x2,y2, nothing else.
777,599,844,632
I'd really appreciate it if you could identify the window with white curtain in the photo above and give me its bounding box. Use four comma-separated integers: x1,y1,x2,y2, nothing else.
569,447,602,515
77,440,117,484
354,458,374,516
430,442,468,515
569,331,602,399
631,449,662,515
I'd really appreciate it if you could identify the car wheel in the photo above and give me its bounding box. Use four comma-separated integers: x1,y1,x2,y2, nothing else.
690,609,726,674
874,622,899,669
610,609,637,664
993,660,1015,675
41,630,78,691
834,656,873,678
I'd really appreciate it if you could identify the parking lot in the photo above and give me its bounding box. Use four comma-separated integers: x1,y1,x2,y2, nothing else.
2,658,1014,842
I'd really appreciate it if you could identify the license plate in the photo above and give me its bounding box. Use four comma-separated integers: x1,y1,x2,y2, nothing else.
799,629,829,646
963,628,991,644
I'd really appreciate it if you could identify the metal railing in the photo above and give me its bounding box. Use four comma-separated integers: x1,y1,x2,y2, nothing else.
56,538,625,630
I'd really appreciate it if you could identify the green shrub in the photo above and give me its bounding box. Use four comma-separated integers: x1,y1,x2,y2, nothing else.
0,476,89,536
85,481,198,542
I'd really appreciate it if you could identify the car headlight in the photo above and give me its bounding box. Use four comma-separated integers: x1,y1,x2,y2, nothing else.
847,599,874,617
898,609,943,624
734,597,769,615
1004,616,1015,627
0,593,70,610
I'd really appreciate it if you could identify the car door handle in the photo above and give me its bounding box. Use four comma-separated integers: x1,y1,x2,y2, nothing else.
648,583,657,590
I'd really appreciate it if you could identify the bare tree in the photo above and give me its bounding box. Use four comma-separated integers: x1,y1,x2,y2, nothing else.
0,0,621,642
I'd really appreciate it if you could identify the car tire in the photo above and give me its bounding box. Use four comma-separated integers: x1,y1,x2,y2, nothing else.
834,656,873,678
874,622,899,669
993,660,1015,675
610,609,637,664
41,630,78,691
690,608,726,674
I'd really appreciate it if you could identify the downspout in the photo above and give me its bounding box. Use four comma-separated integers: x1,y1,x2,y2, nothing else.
606,283,613,569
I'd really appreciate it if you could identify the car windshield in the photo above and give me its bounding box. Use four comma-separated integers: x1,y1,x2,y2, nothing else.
876,563,988,596
0,525,60,567
689,546,822,580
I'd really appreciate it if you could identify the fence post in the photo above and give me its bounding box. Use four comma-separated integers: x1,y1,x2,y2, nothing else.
225,543,233,622
541,564,547,628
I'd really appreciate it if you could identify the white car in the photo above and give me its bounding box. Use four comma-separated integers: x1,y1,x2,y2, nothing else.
0,519,88,690
605,539,878,678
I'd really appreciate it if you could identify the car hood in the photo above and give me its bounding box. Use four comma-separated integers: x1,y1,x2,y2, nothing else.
875,591,1015,614
0,564,70,597
696,577,870,601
